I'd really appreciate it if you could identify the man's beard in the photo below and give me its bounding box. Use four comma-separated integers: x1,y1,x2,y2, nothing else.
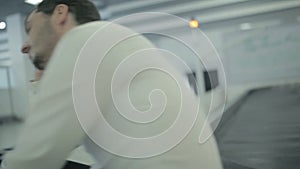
33,56,46,70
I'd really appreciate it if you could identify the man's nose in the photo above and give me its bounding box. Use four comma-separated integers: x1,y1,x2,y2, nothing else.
21,42,30,54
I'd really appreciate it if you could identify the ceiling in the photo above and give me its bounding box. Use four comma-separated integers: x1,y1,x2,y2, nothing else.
0,0,133,21
0,0,299,31
0,0,300,66
0,0,34,21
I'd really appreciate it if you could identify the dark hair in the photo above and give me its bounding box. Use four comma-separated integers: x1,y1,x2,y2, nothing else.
36,0,101,24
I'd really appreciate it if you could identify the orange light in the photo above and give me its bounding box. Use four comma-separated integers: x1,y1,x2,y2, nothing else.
189,19,199,28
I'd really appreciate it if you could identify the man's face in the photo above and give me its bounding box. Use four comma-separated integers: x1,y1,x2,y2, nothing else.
21,10,58,70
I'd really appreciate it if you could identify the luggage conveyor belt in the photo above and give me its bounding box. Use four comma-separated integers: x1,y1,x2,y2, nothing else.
215,84,300,169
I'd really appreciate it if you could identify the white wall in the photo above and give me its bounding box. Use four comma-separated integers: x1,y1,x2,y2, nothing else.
0,13,34,119
142,19,300,128
223,24,300,86
114,6,300,125
0,89,11,117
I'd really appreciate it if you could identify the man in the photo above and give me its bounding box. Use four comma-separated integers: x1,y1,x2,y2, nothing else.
1,0,223,169
21,0,100,71
1,0,99,168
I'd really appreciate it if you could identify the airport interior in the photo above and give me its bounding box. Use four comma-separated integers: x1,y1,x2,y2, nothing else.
0,0,300,169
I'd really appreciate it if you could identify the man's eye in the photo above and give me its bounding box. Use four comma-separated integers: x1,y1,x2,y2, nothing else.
25,25,31,34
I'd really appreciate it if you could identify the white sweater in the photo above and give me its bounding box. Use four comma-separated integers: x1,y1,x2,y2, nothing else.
2,21,223,169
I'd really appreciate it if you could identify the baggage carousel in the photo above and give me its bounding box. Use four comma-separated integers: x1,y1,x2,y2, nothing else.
215,84,300,169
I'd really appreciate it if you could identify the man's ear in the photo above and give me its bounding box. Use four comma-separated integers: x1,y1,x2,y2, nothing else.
51,4,69,26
